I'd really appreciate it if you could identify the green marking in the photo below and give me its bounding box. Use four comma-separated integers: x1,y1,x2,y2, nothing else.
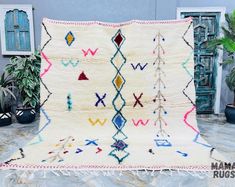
181,51,194,78
61,59,79,67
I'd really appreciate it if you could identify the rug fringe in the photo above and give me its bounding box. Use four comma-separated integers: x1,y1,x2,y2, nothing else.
2,169,213,185
3,168,211,184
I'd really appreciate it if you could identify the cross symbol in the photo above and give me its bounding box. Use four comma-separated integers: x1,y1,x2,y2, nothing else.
95,93,106,107
133,93,144,107
85,139,98,146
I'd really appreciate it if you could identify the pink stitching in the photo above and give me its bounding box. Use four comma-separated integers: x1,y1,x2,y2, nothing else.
0,163,211,170
40,52,52,78
42,17,192,27
183,106,199,133
82,48,98,57
132,119,149,126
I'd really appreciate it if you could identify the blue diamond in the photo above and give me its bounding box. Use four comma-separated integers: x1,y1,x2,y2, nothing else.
112,113,126,130
112,140,128,151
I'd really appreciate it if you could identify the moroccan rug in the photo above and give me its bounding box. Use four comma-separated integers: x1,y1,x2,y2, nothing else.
1,17,224,171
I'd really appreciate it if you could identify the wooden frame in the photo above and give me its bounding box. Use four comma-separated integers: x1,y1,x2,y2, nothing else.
0,4,35,55
177,7,226,114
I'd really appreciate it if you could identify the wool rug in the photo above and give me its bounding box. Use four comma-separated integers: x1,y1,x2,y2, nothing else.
1,17,225,171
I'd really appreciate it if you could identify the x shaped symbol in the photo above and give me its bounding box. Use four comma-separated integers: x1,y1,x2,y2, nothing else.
95,93,106,107
133,93,143,107
85,139,98,146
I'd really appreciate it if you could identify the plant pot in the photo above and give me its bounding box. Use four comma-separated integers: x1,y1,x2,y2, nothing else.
225,104,235,124
15,108,36,124
0,112,12,127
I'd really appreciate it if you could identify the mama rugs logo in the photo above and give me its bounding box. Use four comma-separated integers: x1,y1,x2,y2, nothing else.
211,162,235,178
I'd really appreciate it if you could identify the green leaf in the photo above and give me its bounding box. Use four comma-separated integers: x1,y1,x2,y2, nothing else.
30,100,36,108
4,50,40,107
226,67,235,91
23,97,30,106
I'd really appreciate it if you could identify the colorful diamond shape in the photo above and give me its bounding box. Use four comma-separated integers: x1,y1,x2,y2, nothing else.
113,31,124,47
115,75,123,89
109,149,129,164
65,31,75,46
112,113,126,130
112,30,125,48
112,73,125,91
112,140,128,151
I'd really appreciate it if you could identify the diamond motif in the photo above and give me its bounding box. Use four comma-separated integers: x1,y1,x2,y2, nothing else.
112,30,125,48
113,74,125,91
110,52,126,70
114,75,123,89
113,94,125,112
114,33,123,46
112,140,128,151
112,131,127,141
65,31,75,46
109,149,129,164
112,113,126,130
110,29,129,164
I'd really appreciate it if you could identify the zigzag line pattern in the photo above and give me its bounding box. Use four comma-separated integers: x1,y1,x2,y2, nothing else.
182,78,196,106
182,21,194,50
82,48,98,57
40,78,52,108
181,20,211,150
61,59,79,67
35,108,51,135
183,106,199,133
88,118,107,126
41,22,52,51
40,52,52,78
182,51,194,78
193,133,212,148
109,29,129,164
4,148,25,164
132,119,149,126
29,135,43,145
181,21,195,111
131,63,148,70
181,21,195,108
210,148,223,162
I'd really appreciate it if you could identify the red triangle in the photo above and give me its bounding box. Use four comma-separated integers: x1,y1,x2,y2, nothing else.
78,71,89,80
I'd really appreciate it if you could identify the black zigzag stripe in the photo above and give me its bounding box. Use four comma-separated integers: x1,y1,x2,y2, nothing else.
41,22,52,51
210,148,223,163
182,78,196,106
182,21,195,107
4,148,25,164
40,78,52,108
182,21,194,50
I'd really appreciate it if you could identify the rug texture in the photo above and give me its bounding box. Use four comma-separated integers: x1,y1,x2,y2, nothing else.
1,17,224,171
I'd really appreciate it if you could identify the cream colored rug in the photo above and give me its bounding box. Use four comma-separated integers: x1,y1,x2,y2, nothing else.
1,17,224,171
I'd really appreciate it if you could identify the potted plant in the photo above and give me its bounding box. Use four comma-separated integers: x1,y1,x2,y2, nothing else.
0,72,16,126
210,10,235,124
6,51,41,124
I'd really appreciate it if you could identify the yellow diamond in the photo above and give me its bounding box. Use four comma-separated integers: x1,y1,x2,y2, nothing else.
65,31,75,46
115,75,123,89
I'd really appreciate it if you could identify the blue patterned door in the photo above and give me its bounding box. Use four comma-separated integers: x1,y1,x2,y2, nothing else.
5,9,31,51
180,12,220,114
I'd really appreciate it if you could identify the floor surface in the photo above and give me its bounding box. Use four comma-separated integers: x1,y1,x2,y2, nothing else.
0,116,234,187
